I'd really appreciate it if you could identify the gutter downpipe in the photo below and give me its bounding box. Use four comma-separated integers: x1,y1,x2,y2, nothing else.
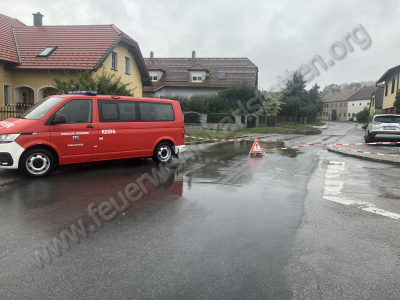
12,27,22,65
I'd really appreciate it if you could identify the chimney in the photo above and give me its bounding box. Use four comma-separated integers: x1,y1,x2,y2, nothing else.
32,12,44,26
191,51,196,64
150,51,154,63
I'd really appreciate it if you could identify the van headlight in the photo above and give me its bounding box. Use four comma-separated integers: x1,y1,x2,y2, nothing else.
0,134,20,143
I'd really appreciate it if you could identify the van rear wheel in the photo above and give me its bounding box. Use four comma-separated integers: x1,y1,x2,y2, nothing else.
152,142,173,164
20,149,55,178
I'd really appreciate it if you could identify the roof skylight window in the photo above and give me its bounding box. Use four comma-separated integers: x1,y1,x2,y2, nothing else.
37,46,57,57
218,72,227,80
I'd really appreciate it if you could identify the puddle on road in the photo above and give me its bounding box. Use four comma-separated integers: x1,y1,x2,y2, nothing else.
198,140,301,161
280,129,322,136
303,129,322,135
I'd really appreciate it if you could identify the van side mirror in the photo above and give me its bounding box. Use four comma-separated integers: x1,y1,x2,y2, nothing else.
52,115,66,124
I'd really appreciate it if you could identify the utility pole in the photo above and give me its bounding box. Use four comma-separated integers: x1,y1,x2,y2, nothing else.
295,90,298,125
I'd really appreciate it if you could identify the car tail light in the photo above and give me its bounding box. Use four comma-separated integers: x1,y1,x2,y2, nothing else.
183,127,185,137
372,121,381,125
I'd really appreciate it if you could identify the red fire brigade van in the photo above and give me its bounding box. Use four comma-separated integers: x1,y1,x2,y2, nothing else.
0,92,186,177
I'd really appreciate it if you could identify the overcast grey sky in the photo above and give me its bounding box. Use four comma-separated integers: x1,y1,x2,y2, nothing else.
2,0,400,90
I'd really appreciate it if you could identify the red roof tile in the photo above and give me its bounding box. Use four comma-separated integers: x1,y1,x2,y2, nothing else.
187,63,209,72
0,14,26,63
12,25,122,69
146,62,166,72
143,57,258,91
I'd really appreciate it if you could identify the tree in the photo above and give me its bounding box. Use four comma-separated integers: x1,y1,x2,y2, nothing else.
347,82,362,89
257,93,283,116
322,84,340,93
355,107,370,123
282,70,306,97
277,96,301,117
218,81,257,105
52,69,136,96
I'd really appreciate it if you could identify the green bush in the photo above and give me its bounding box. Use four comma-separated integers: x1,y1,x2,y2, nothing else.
355,107,370,123
156,82,257,114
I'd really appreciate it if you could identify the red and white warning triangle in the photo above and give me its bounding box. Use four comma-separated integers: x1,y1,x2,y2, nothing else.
249,139,265,155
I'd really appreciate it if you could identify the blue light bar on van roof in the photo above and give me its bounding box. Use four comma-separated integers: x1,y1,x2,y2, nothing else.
68,91,97,94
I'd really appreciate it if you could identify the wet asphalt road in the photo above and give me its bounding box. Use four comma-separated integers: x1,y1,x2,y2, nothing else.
1,122,400,300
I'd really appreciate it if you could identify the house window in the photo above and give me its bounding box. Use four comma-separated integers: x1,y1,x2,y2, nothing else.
3,84,11,106
360,103,362,105
37,46,57,57
218,72,227,80
125,56,131,75
335,103,337,107
391,78,396,94
348,113,350,117
385,83,388,96
111,51,118,71
192,76,202,81
352,103,354,106
150,76,158,81
339,113,341,116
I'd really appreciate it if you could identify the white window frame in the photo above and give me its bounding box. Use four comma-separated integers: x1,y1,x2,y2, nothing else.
192,76,203,82
3,84,11,106
150,76,158,81
124,56,131,75
110,51,118,71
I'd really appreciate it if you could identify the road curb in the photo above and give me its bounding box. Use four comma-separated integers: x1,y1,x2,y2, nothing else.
327,146,400,165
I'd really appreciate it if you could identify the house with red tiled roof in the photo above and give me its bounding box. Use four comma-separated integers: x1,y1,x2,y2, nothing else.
0,12,151,106
143,51,258,97
320,85,378,121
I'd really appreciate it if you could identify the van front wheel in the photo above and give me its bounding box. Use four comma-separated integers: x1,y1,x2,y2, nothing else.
153,142,173,164
20,149,55,178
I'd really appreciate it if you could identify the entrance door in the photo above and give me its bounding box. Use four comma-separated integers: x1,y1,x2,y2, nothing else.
49,99,96,165
247,114,257,128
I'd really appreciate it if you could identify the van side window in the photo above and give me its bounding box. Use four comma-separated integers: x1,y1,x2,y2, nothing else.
101,103,118,120
98,100,137,122
119,102,136,121
54,100,92,124
139,102,174,121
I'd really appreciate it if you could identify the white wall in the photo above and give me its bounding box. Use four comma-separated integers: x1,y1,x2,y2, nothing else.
149,71,164,81
155,87,221,98
348,99,370,120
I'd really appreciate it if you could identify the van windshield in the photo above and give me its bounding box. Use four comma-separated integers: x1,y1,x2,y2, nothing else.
18,97,65,120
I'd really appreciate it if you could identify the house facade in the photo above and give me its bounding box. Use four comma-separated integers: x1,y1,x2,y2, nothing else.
376,65,400,114
143,51,258,97
0,13,151,106
370,86,384,116
320,85,378,121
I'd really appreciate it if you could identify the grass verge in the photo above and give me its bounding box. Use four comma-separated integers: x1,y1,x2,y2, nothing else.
185,123,326,142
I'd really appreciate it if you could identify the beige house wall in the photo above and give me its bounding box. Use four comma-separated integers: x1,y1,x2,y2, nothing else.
99,42,143,97
382,70,399,110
